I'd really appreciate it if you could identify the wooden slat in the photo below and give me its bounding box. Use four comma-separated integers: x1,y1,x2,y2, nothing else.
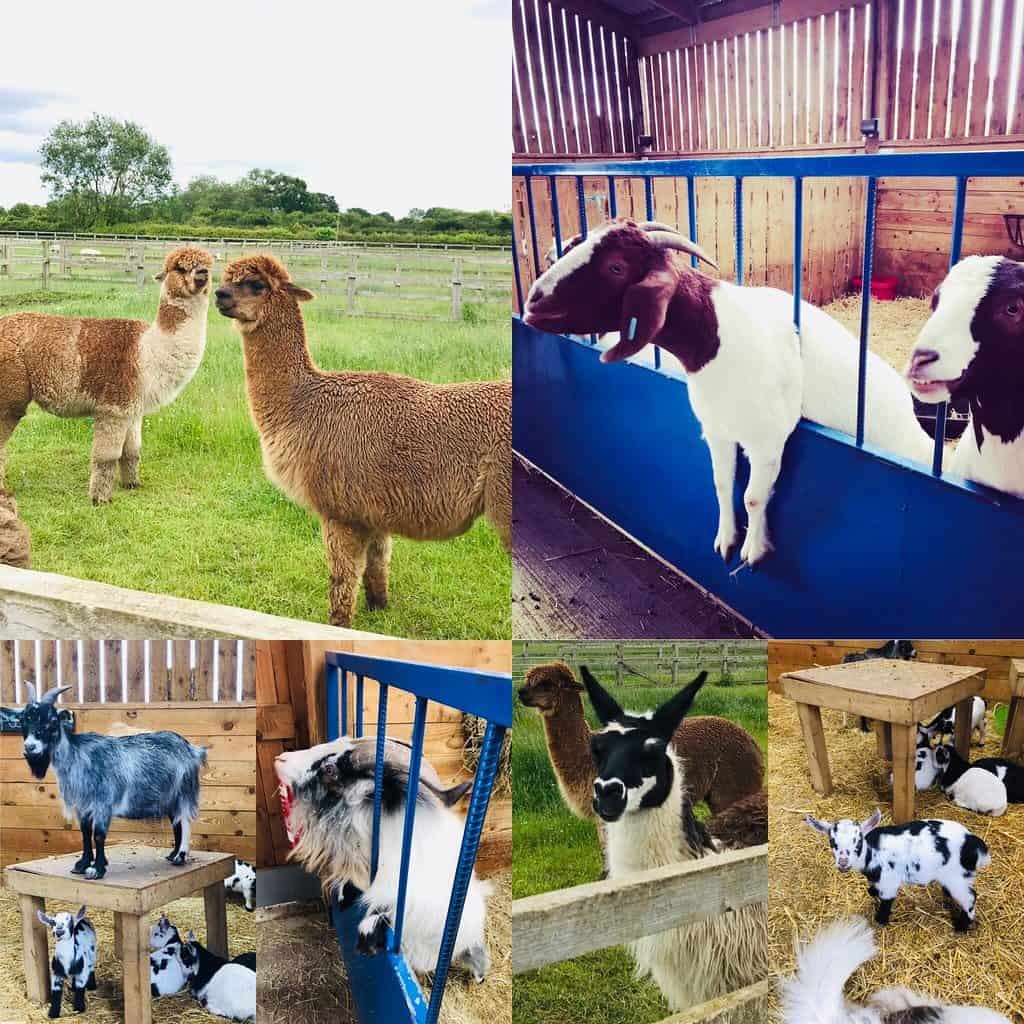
17,640,35,696
618,31,637,153
913,0,938,138
579,16,607,153
123,639,145,701
0,831,256,867
602,18,623,153
967,0,993,135
734,33,749,149
564,10,591,151
807,18,822,145
670,47,686,152
0,640,14,703
594,19,616,152
523,0,557,154
928,0,954,138
539,0,567,154
551,2,582,154
694,43,708,149
170,639,191,701
1,730,254,761
101,639,121,701
39,642,57,691
513,0,540,152
835,6,852,141
257,703,296,743
987,0,1018,134
1014,0,1024,133
948,0,974,137
194,640,215,701
3,782,253,813
240,640,256,702
59,640,79,700
149,639,170,701
894,0,917,138
713,39,728,150
218,639,239,702
651,52,667,151
1,757,255,787
822,11,837,142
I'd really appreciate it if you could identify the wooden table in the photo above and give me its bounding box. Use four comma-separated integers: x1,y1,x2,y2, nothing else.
779,660,986,824
4,845,234,1024
1006,659,1024,762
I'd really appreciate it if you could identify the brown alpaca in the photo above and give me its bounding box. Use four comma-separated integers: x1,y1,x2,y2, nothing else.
518,661,764,817
706,791,767,850
214,254,511,627
0,247,213,503
0,492,30,568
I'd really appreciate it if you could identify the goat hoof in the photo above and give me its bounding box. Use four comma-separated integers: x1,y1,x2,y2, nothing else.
953,913,972,933
85,866,105,880
712,530,737,562
70,861,91,875
356,915,388,957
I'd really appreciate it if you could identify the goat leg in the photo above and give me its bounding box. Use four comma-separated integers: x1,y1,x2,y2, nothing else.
86,971,96,991
85,825,108,880
71,817,93,875
48,970,63,1019
355,909,390,957
167,817,183,862
71,981,85,1012
705,435,739,562
456,943,490,984
874,897,894,926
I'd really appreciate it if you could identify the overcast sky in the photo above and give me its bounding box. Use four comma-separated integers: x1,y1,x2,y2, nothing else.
0,0,508,215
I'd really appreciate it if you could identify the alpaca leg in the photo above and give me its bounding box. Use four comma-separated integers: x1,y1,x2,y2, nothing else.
120,414,143,489
739,447,783,566
363,533,392,610
0,411,25,488
322,520,369,628
484,454,511,551
705,435,738,561
89,413,131,504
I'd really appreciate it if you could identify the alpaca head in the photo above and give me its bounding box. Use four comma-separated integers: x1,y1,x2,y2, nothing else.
518,661,582,715
156,246,213,299
215,253,315,330
581,665,707,823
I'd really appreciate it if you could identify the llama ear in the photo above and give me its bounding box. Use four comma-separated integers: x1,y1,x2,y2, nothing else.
602,266,678,364
154,270,166,282
284,282,315,302
580,666,623,725
805,814,832,834
651,672,706,740
860,809,882,834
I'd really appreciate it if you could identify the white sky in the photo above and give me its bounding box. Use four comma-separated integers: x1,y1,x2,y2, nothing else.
0,0,508,216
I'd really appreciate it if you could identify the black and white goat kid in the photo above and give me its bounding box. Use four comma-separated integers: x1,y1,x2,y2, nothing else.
582,666,767,1013
806,809,991,932
224,859,255,912
181,930,256,1021
149,913,195,997
933,742,1009,815
37,906,97,1018
20,682,208,879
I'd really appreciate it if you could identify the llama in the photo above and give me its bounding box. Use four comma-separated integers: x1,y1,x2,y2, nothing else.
582,665,767,1012
0,247,213,502
36,906,97,1019
214,254,510,627
20,682,207,878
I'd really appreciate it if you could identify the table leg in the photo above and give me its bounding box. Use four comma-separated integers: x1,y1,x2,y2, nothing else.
1002,698,1024,762
120,913,151,1024
874,720,893,761
954,697,974,759
114,911,123,960
892,723,916,825
796,703,833,796
204,880,229,958
19,894,50,1004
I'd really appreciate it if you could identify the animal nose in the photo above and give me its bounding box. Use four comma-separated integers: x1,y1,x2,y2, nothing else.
909,348,940,373
215,288,232,301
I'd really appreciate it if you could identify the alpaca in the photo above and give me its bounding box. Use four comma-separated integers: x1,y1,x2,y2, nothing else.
0,247,213,502
518,661,764,817
583,666,767,1014
0,492,30,567
214,254,511,627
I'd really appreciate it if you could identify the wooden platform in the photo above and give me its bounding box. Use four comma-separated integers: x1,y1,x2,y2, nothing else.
512,457,758,639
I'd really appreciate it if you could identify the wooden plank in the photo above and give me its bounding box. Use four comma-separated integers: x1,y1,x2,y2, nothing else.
0,639,14,703
551,1,582,154
968,0,994,135
564,9,591,152
123,639,145,702
670,47,686,152
651,51,667,151
713,39,728,150
987,0,1017,134
3,782,254,813
20,702,257,735
836,5,852,141
579,15,607,154
796,702,834,794
523,0,556,154
807,18,822,144
512,845,767,974
913,0,938,139
891,721,916,823
240,640,256,701
602,17,624,153
39,642,57,691
218,640,239,701
822,12,836,143
540,0,567,154
948,0,974,137
171,638,191,701
849,2,867,130
4,806,256,836
928,0,954,138
257,703,296,743
656,981,770,1024
17,640,35,697
20,894,50,1004
1,758,254,786
1,731,255,762
735,32,750,150
149,639,171,701
195,639,216,700
514,0,540,152
894,0,917,138
1,835,256,870
258,739,291,868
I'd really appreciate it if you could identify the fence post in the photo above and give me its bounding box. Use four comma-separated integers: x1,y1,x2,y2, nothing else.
136,254,146,293
41,257,50,290
347,254,357,315
451,256,463,320
320,256,328,296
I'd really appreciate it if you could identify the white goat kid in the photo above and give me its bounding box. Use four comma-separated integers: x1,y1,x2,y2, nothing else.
37,906,97,1018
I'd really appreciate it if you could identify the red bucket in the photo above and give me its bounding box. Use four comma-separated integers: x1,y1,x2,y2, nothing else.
851,275,898,300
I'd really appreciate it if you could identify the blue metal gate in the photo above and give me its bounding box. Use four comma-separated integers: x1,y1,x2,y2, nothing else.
513,150,1024,637
322,652,511,1024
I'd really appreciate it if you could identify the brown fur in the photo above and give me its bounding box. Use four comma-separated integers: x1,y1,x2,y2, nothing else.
0,246,212,502
518,661,764,817
0,492,31,568
706,790,767,850
215,254,511,627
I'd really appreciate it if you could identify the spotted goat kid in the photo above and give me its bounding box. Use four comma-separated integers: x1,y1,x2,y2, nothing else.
805,810,991,932
36,906,97,1019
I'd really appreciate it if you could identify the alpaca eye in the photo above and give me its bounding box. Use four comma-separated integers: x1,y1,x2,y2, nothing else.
607,263,625,276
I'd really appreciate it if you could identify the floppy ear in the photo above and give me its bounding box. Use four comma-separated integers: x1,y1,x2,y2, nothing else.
580,666,623,725
601,266,678,364
284,282,315,302
860,809,882,834
153,270,166,282
37,910,55,928
805,814,832,834
74,906,87,925
651,671,706,740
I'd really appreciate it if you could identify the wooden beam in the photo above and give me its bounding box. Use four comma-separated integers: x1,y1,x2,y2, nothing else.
655,980,770,1023
512,845,767,974
648,0,701,25
551,0,633,37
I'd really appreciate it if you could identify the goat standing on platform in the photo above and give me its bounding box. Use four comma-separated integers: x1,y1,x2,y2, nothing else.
20,683,208,879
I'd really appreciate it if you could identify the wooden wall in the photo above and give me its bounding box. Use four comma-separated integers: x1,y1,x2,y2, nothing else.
768,640,1024,702
0,703,257,869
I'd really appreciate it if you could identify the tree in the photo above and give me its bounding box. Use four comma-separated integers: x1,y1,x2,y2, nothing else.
39,115,172,227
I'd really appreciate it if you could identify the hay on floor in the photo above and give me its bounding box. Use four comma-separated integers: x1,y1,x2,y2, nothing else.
257,871,512,1024
821,294,931,375
767,693,1024,1023
0,885,255,1024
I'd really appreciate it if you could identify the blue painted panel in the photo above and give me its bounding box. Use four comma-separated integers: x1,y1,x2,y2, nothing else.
513,319,1024,638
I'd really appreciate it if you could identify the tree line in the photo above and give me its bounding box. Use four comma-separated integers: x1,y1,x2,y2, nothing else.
0,115,510,245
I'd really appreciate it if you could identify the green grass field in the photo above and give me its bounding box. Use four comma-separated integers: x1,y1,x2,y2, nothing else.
0,279,511,639
512,657,768,1024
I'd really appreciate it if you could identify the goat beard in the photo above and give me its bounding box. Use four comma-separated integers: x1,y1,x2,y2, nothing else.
24,748,51,779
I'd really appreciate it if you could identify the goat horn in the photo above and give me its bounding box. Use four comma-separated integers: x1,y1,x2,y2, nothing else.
646,230,719,270
637,220,679,233
24,681,37,702
40,685,72,705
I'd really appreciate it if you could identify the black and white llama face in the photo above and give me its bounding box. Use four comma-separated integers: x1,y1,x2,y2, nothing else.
581,666,707,824
805,810,882,873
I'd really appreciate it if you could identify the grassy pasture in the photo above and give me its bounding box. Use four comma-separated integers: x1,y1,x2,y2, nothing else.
511,650,768,1024
0,278,511,639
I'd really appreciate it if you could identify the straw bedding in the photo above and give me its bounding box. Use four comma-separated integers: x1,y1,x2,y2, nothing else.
0,885,256,1023
767,693,1024,1023
822,294,931,374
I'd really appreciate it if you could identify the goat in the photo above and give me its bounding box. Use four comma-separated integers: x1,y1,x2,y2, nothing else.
782,915,1011,1023
149,914,193,997
224,858,256,912
582,665,767,1012
805,809,991,932
907,255,1024,497
181,931,256,1021
971,756,1024,802
275,735,489,981
921,697,987,746
524,219,933,566
20,682,208,879
36,906,97,1018
933,742,1008,816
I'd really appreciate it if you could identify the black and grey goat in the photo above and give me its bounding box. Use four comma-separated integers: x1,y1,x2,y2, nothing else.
20,683,208,879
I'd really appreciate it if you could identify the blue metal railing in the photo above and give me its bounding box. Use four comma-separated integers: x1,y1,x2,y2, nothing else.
514,149,1024,483
323,652,511,1024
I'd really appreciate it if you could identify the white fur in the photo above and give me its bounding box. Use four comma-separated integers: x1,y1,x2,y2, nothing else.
138,292,209,414
942,765,1007,816
224,859,256,912
38,908,96,1013
889,743,938,791
192,962,255,1021
528,224,616,301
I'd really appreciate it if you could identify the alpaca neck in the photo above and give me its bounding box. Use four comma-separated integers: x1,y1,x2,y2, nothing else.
543,694,598,817
605,750,694,877
139,290,210,413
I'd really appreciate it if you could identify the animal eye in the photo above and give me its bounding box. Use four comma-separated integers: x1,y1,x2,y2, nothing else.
1006,302,1021,316
607,262,625,276
250,281,265,292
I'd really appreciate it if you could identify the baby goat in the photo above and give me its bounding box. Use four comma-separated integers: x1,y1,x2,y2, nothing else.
921,697,987,745
524,220,932,566
149,914,193,997
21,682,207,879
933,743,1008,816
181,931,256,1022
37,906,97,1018
806,809,991,931
782,916,1011,1023
224,859,255,912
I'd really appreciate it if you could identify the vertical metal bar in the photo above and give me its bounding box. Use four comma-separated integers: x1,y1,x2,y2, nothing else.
525,177,541,277
792,178,803,333
856,176,878,448
370,684,389,883
686,175,698,269
549,176,563,260
425,722,507,1024
512,180,525,312
355,675,364,738
325,664,340,741
932,174,968,476
644,177,654,221
607,174,617,218
576,176,587,238
340,669,349,737
734,176,744,285
391,696,428,951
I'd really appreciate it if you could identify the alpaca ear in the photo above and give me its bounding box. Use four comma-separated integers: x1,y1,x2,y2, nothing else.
601,267,678,364
284,282,315,302
805,815,832,834
154,270,166,282
651,671,706,739
580,666,623,725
